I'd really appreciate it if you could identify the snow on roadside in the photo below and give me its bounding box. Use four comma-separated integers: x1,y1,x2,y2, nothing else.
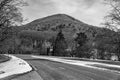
0,54,32,79
32,55,120,73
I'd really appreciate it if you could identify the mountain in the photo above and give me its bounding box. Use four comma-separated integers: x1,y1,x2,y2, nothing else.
16,14,100,31
15,14,114,44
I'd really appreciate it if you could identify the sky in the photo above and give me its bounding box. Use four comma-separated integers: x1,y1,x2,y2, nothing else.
21,0,110,27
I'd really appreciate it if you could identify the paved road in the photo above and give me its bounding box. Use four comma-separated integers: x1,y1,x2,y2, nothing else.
15,55,120,80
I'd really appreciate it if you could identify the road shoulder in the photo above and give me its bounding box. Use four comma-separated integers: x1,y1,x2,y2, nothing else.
11,71,43,80
0,54,11,63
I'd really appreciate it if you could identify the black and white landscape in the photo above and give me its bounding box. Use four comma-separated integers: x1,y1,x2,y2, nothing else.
0,0,120,80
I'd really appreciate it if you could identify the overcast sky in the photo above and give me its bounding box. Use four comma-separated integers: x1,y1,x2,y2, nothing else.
22,0,110,26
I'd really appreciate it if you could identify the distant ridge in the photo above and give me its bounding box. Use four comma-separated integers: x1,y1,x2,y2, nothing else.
12,14,115,47
18,14,99,31
13,14,114,41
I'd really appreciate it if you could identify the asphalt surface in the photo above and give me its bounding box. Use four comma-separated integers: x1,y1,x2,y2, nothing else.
15,55,120,80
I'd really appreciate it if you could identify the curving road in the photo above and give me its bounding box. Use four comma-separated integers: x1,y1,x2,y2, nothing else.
15,55,120,80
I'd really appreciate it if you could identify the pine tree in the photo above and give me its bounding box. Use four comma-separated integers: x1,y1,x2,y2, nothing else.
74,32,88,57
75,32,87,47
53,30,67,56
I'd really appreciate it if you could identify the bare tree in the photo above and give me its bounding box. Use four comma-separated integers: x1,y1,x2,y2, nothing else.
0,0,27,54
0,0,27,41
104,0,120,31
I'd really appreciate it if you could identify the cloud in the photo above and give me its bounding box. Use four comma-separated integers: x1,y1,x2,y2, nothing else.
50,0,98,14
83,0,97,7
22,0,57,22
51,0,79,14
73,0,109,26
21,0,110,26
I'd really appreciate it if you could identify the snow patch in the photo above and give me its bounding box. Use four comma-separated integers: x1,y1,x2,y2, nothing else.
0,54,32,79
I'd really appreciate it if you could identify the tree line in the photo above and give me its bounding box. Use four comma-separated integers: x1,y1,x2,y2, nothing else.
1,0,120,60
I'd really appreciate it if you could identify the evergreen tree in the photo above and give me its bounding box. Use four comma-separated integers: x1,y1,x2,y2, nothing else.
74,32,88,57
75,32,87,47
53,30,67,56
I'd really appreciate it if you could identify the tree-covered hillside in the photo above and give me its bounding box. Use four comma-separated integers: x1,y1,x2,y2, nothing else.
10,14,120,60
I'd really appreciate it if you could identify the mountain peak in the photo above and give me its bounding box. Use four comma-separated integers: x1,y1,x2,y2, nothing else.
44,13,79,21
28,13,84,26
53,13,78,21
20,13,100,32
